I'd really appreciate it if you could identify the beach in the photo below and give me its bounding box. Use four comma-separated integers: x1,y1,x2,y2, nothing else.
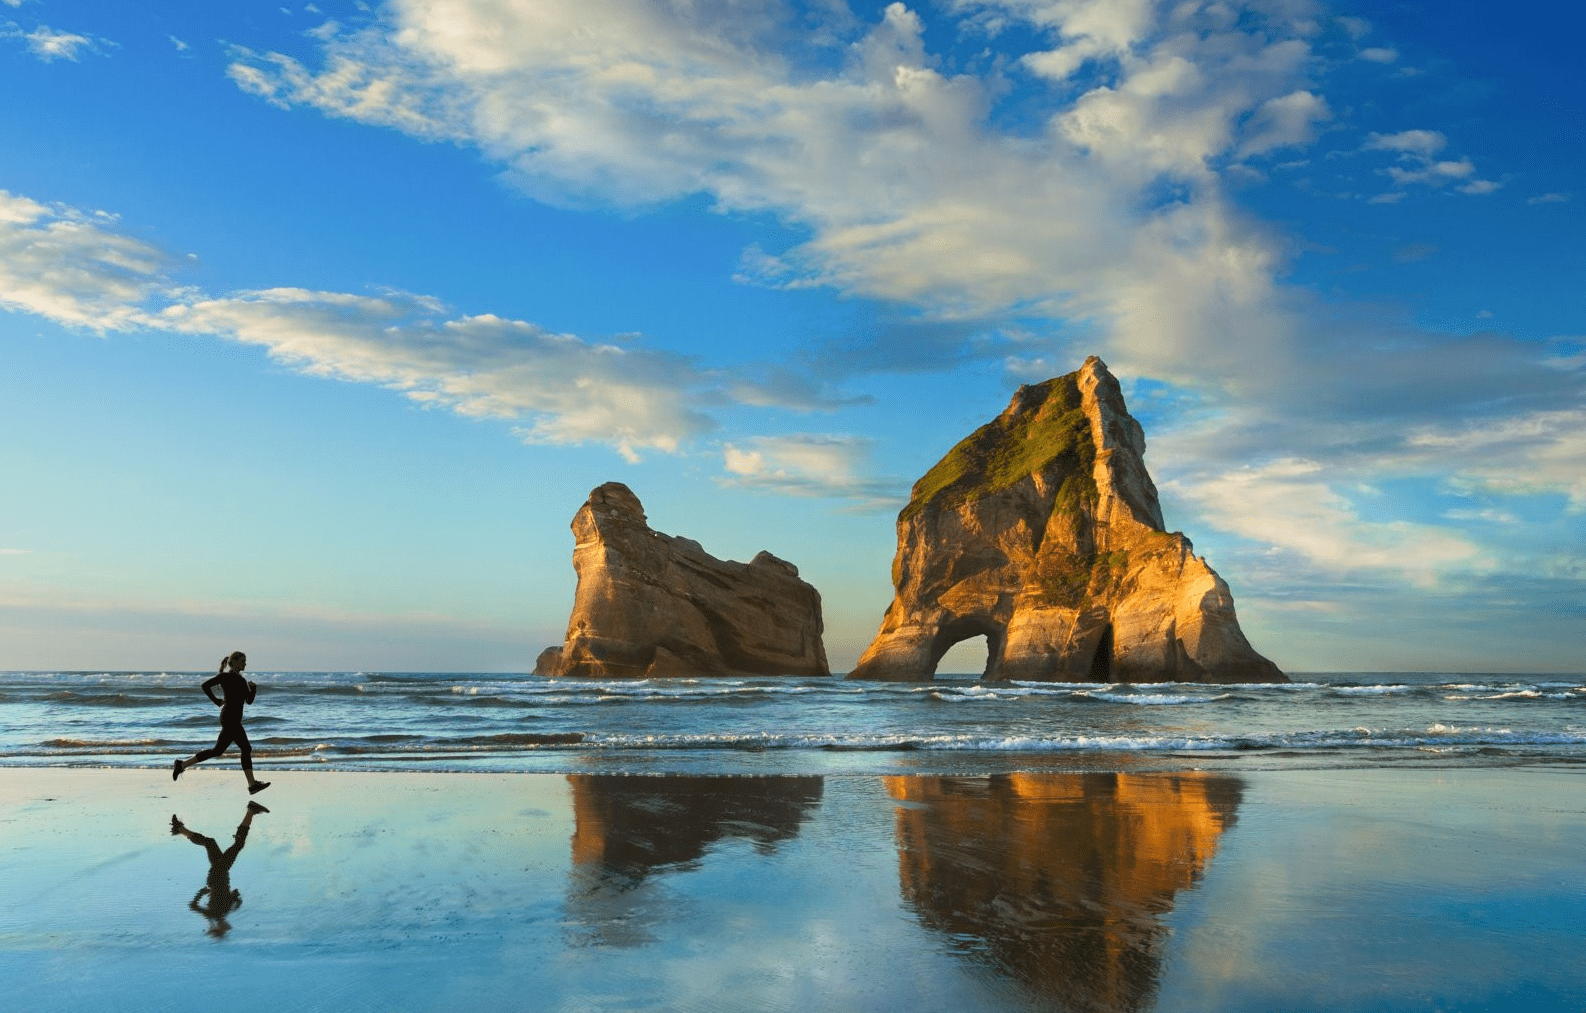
3,765,1583,1012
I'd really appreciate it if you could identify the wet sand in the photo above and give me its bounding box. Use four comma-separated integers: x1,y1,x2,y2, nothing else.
1,766,1582,1012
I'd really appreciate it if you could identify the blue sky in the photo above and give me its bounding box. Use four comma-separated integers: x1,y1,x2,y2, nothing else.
1,0,1581,673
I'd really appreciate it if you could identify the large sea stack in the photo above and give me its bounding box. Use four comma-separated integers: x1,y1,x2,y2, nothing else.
848,357,1283,683
535,482,830,678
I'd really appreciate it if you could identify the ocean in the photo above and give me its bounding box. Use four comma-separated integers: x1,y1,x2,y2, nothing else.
5,669,1584,775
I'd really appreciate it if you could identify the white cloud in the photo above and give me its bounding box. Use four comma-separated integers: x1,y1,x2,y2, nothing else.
720,434,905,508
1367,192,1404,204
1166,458,1486,587
1386,158,1472,184
1139,324,1586,605
1528,192,1570,205
5,24,97,62
170,35,189,52
1237,90,1331,158
215,0,1536,463
1365,129,1493,194
1364,129,1445,158
159,291,722,461
1358,47,1397,63
0,190,176,331
220,0,1334,378
1443,508,1519,525
1409,409,1586,513
1336,16,1370,39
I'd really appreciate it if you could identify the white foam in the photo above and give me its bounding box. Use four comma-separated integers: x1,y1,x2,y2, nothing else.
1078,691,1230,706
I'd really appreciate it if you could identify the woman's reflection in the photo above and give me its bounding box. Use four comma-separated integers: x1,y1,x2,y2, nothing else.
169,801,268,937
886,772,1242,1013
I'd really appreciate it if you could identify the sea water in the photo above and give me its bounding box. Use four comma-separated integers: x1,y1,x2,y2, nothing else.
3,669,1583,774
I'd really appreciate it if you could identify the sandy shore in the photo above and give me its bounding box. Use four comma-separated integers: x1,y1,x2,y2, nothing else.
2,765,1583,1012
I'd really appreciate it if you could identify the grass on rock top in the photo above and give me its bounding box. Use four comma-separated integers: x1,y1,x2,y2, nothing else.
900,372,1096,522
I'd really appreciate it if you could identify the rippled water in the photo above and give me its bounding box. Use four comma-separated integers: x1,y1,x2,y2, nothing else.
4,669,1583,774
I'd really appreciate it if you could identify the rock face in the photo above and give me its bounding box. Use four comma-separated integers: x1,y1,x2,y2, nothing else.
535,482,830,678
848,357,1283,683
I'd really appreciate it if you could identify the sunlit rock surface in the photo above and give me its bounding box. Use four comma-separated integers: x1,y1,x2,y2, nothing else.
535,482,830,678
849,356,1282,683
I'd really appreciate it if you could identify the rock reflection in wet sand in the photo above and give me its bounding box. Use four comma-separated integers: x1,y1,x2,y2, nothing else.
887,772,1241,1012
564,774,824,945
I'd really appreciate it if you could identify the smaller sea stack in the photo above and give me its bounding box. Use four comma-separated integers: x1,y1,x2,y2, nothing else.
535,482,829,678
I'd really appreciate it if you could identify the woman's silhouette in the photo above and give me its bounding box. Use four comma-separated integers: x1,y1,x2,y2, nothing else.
170,802,268,937
173,650,270,794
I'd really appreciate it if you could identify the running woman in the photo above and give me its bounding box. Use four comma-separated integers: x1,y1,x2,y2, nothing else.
173,651,270,794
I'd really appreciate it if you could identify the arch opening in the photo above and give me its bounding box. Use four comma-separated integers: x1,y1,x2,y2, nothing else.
936,635,992,679
927,617,1005,680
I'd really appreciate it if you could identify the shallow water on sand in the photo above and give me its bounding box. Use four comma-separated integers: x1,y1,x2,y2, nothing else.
2,768,1582,1013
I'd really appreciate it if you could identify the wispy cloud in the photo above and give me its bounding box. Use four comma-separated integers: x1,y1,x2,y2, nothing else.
1166,458,1486,587
1364,129,1445,158
1409,409,1586,513
1443,508,1519,525
720,435,905,511
0,190,176,330
2,23,104,62
160,291,724,462
1363,129,1496,193
0,188,839,466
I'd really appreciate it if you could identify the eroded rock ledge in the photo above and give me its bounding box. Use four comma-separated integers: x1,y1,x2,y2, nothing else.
535,482,830,678
848,357,1283,684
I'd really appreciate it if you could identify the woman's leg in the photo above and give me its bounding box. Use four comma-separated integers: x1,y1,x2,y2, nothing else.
235,727,268,791
185,726,237,767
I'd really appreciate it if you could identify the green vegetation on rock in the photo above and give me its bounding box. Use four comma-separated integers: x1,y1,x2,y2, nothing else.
901,372,1096,522
1032,548,1130,609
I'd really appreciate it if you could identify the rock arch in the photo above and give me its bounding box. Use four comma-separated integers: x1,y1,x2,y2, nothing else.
928,616,1005,679
848,358,1282,684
